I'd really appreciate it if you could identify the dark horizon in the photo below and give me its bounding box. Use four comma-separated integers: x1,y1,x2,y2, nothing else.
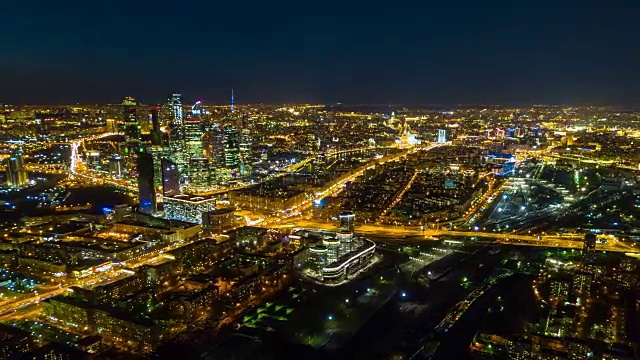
2,1,640,106
6,100,640,110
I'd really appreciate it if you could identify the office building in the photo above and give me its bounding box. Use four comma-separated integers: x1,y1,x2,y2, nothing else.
108,156,125,177
204,123,226,166
322,238,340,264
163,194,216,224
122,97,141,142
202,208,236,232
137,152,156,214
239,116,252,159
187,157,210,189
105,119,117,133
302,232,377,285
168,93,183,125
184,118,203,157
321,239,376,284
161,159,180,197
339,211,355,232
309,245,328,277
437,129,447,144
86,151,101,167
149,145,168,189
149,108,162,146
223,125,240,169
336,229,354,256
5,149,28,188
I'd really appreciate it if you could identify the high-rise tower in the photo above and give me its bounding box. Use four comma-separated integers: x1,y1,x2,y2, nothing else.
137,151,156,214
339,211,355,232
161,159,180,197
223,125,240,169
437,129,447,144
150,108,163,146
5,149,28,188
184,103,204,157
169,93,183,125
122,97,141,142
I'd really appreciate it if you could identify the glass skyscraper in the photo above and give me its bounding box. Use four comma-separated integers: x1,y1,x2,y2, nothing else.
5,149,28,188
161,158,180,197
223,125,240,169
137,152,156,214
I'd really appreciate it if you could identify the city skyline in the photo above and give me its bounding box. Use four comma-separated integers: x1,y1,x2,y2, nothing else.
2,2,640,358
0,101,639,358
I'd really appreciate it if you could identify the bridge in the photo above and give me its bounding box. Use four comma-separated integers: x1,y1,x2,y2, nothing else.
540,153,638,171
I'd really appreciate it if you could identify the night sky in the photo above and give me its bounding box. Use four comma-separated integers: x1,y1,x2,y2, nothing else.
2,1,640,105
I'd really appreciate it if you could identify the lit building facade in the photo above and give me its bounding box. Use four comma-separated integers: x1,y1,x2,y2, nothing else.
202,208,236,232
163,194,216,224
321,239,376,284
437,129,447,143
339,211,355,232
5,149,28,188
300,225,377,285
161,159,180,196
121,97,141,143
223,124,240,169
184,118,203,157
168,93,183,125
187,157,210,189
109,155,125,177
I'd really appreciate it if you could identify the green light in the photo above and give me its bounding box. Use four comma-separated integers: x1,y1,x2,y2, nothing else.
124,148,129,153
139,148,144,153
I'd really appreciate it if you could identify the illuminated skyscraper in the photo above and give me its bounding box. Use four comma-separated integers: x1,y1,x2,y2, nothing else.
184,118,203,157
149,108,163,146
168,93,183,125
137,152,156,214
239,115,252,161
5,149,28,188
187,157,210,189
223,125,240,169
150,145,170,190
161,159,180,197
437,129,447,144
105,119,117,133
108,155,124,177
167,108,187,183
122,97,141,142
204,123,226,166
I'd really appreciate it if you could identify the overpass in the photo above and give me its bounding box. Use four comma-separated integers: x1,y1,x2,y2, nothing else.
541,153,638,171
274,219,640,254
